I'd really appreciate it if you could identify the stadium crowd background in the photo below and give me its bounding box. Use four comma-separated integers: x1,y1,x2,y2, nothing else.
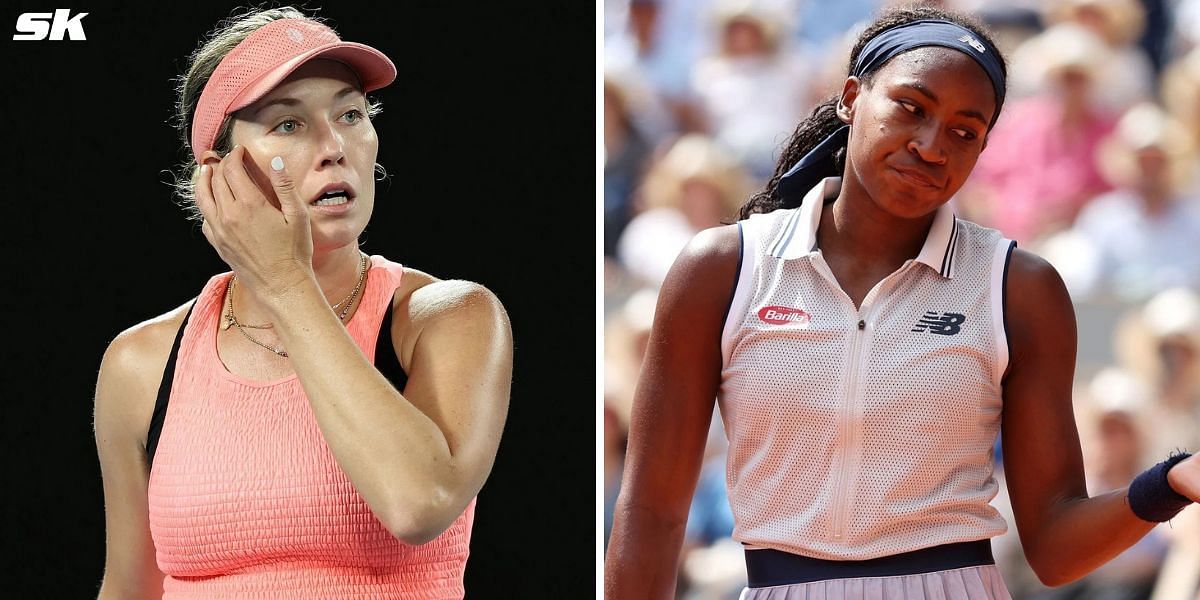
602,0,1200,598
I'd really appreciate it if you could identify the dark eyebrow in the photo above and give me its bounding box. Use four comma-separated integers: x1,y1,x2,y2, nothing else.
896,82,989,127
249,86,363,117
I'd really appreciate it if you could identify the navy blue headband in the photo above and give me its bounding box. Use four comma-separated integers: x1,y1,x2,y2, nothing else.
856,19,1005,112
777,19,1006,204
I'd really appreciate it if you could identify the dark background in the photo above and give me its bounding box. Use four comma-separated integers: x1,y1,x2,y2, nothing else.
0,1,594,597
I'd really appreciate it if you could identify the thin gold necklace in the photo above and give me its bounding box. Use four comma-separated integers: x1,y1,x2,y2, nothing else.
223,252,369,358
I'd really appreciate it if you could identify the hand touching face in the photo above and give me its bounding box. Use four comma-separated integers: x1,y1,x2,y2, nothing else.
217,59,379,253
196,145,316,301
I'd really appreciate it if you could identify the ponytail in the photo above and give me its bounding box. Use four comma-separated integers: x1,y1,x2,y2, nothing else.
738,97,844,219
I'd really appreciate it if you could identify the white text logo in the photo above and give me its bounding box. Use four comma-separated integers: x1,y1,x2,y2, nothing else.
957,34,985,53
13,9,89,41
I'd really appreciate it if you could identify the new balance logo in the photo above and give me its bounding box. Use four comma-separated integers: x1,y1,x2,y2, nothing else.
13,10,88,41
957,34,985,53
911,311,966,335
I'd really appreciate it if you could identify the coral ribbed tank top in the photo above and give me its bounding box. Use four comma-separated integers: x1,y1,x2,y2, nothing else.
147,255,474,599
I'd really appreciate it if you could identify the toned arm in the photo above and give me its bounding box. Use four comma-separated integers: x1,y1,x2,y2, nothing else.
605,225,741,599
264,273,513,544
383,277,513,542
1000,249,1196,586
94,303,191,600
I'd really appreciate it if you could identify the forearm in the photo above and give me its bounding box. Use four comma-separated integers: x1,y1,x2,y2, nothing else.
266,278,461,542
605,416,709,600
1023,489,1155,586
605,500,689,600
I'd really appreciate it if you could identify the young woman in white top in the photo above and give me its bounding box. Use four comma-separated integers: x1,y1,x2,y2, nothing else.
605,6,1200,599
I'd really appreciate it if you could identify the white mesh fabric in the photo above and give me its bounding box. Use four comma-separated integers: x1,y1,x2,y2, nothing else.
719,201,1009,560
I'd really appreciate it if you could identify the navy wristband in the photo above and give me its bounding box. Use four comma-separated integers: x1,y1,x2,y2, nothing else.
1128,452,1193,523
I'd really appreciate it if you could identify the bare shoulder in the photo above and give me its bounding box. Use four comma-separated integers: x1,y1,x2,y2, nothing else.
1004,248,1074,320
388,266,505,325
387,267,510,371
1006,248,1065,289
686,221,741,256
1002,248,1076,378
391,265,440,305
411,280,507,323
658,224,742,314
102,300,194,384
670,223,740,275
95,303,190,596
95,300,195,446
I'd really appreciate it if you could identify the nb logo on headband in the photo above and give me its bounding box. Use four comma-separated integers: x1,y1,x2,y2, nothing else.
957,34,985,53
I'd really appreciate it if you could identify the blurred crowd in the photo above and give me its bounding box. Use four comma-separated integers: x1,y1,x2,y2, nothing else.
603,0,1200,598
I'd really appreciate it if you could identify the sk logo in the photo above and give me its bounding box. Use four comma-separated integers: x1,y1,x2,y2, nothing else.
911,312,966,335
13,9,88,41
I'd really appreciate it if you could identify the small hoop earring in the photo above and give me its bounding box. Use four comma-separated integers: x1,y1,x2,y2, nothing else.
374,162,388,182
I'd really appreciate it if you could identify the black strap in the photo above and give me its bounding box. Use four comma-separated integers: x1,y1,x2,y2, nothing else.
374,292,409,392
146,300,196,467
146,295,409,469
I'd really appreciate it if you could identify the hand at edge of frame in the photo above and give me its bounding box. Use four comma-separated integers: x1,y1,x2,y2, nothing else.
1167,453,1200,503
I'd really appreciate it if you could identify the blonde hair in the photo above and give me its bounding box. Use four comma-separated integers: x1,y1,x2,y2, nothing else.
170,5,382,220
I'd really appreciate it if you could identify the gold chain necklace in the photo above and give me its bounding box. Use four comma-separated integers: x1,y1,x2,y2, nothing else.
223,252,369,358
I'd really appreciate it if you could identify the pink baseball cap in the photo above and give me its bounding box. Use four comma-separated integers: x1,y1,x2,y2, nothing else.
190,18,397,163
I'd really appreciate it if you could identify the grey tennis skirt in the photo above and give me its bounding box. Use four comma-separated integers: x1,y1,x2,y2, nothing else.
738,564,1011,600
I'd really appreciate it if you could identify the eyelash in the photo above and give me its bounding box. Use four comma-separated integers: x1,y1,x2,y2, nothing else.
272,109,367,134
896,100,977,141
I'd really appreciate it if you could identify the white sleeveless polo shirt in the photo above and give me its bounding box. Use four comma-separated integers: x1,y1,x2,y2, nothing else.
718,177,1016,560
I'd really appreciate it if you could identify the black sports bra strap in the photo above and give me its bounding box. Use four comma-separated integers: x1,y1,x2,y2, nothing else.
146,294,409,469
146,300,197,468
375,292,410,392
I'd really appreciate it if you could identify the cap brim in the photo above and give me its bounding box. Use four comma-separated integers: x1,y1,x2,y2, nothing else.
228,42,397,114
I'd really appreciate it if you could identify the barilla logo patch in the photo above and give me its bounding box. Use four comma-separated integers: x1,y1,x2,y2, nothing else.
758,306,811,327
958,34,985,53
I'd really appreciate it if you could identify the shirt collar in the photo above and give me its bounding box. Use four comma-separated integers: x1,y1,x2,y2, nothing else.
771,177,960,279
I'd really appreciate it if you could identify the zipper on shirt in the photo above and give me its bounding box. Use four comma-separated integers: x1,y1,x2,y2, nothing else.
819,260,910,541
829,316,866,540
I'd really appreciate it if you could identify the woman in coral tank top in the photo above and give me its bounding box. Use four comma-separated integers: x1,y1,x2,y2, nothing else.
93,7,512,599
